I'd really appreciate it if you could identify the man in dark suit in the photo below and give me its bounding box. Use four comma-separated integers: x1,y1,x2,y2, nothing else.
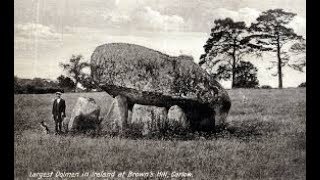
52,92,66,134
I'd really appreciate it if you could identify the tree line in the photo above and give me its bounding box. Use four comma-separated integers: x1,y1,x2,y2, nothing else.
14,74,96,94
14,55,99,94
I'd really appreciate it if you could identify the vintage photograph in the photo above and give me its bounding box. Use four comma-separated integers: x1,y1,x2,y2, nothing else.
14,0,306,179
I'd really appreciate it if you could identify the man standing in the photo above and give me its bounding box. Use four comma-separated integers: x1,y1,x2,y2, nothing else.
52,92,66,134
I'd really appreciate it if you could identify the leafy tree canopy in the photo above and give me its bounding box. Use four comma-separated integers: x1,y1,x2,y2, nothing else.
214,61,259,88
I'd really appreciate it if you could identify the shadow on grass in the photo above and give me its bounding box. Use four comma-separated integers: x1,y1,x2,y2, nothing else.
218,120,281,141
18,118,282,142
59,119,281,142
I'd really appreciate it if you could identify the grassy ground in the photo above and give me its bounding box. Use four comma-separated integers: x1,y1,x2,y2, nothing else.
14,88,306,180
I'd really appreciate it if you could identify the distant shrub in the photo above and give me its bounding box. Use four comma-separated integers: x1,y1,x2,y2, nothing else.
14,76,68,94
298,82,306,88
260,85,272,89
57,75,76,90
22,87,64,94
15,84,64,94
233,61,260,89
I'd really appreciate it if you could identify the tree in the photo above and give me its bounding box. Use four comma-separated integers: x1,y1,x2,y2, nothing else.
288,40,306,72
298,82,306,88
32,78,46,87
260,85,272,89
214,61,259,88
249,9,304,88
199,18,255,88
60,55,89,90
79,74,96,92
234,61,259,88
57,75,76,90
14,76,22,94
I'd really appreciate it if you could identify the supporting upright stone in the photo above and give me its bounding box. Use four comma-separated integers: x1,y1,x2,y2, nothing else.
131,104,168,135
167,105,188,129
101,95,128,134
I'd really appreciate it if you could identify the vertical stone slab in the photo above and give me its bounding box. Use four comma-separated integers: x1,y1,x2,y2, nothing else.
131,104,168,135
100,95,128,134
167,105,188,129
68,97,101,133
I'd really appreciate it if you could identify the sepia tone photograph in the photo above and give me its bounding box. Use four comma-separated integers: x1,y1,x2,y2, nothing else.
14,0,306,179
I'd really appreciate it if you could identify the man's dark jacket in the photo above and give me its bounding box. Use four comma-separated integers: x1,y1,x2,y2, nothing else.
52,98,66,119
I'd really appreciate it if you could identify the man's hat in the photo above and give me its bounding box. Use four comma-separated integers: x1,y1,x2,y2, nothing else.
55,91,62,95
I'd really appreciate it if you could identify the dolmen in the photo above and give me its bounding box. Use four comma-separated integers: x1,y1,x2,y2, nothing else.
89,43,231,135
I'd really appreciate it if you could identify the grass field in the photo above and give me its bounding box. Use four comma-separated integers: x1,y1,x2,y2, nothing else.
14,88,306,180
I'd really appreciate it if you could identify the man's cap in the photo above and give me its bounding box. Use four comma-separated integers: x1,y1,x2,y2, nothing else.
55,91,62,95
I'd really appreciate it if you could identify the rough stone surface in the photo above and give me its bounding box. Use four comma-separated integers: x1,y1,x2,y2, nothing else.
101,95,128,134
68,97,101,132
167,105,188,128
131,104,168,135
91,43,231,130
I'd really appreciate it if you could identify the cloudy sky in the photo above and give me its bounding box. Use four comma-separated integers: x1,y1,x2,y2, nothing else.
14,0,306,88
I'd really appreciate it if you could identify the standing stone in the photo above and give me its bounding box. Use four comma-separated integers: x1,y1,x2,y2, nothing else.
68,97,101,133
167,105,188,128
130,104,168,135
101,95,128,134
127,109,132,125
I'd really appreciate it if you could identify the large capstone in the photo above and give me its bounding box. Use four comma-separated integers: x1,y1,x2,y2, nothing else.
91,43,231,131
68,97,101,133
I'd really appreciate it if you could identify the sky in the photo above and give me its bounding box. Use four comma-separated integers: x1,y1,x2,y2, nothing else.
14,0,306,88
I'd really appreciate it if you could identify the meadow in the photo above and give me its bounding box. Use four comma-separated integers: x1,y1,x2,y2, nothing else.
14,88,306,180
